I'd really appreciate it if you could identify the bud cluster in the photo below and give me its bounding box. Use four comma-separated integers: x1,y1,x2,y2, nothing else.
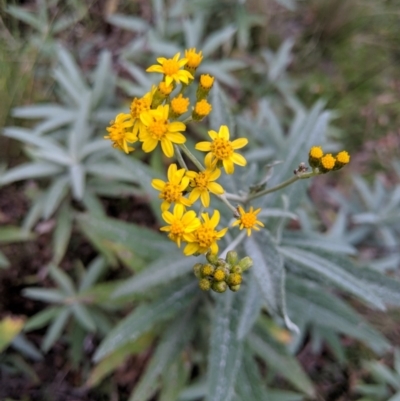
193,250,253,293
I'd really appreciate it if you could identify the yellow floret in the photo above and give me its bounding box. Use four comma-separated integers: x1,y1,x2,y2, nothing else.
336,150,350,164
228,273,242,286
199,279,211,291
320,153,336,173
201,264,214,276
213,269,225,282
309,146,323,159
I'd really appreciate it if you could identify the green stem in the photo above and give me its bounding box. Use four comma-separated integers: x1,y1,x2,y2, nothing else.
174,145,188,170
220,231,247,258
179,144,204,171
245,171,318,203
216,193,238,215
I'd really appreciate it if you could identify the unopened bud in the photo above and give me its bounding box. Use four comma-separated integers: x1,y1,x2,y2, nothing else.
193,263,203,278
199,278,211,291
238,256,253,271
229,284,241,292
201,264,215,277
212,281,227,293
226,251,238,266
206,251,219,265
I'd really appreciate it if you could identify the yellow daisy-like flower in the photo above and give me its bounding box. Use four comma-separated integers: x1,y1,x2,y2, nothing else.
184,210,228,256
146,52,194,87
185,48,203,70
232,206,264,236
130,87,155,137
170,94,190,118
160,204,201,248
104,113,137,154
195,125,248,174
186,157,224,207
152,163,192,211
139,104,186,158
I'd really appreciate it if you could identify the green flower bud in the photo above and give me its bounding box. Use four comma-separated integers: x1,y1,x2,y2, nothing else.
201,264,215,277
226,250,238,266
231,265,243,274
193,263,203,278
199,278,211,291
238,256,253,271
206,251,219,265
212,281,227,293
229,284,241,292
228,273,242,286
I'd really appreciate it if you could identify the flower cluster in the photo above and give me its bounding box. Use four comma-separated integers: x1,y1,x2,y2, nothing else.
193,251,253,293
308,146,350,173
105,49,261,262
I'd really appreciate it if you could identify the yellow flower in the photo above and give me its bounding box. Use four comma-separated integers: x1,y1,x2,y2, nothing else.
308,146,324,169
170,94,190,118
184,210,228,256
185,48,203,70
186,157,224,207
160,204,201,247
320,153,336,173
139,104,186,157
192,99,212,121
232,206,264,236
195,125,248,174
334,150,350,170
146,52,193,86
104,113,137,154
130,87,155,137
199,74,214,89
152,163,192,211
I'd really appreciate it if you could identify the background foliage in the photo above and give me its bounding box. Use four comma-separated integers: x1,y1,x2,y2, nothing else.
1,0,400,400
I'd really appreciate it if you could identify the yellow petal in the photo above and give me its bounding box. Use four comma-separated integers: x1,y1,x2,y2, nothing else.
232,152,247,166
168,121,186,133
200,190,210,207
195,141,211,151
208,182,224,195
152,179,166,191
161,138,174,157
184,242,198,256
231,138,248,150
142,138,158,153
166,132,186,144
208,130,218,140
168,163,178,181
219,125,230,140
223,159,234,174
210,209,220,228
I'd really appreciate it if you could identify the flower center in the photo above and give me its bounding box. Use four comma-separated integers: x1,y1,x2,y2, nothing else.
107,124,126,141
163,59,180,76
193,172,210,189
161,183,182,203
210,138,233,160
241,213,257,228
195,225,217,248
131,98,151,119
148,120,168,140
170,220,185,236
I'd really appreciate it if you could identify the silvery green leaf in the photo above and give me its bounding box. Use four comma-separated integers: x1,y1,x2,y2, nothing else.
11,334,43,361
183,16,204,48
273,0,297,11
129,309,195,401
43,176,69,219
70,91,91,159
152,0,165,35
81,191,105,216
388,393,400,401
207,291,244,401
352,175,374,210
287,277,390,354
53,67,82,105
365,361,400,390
80,139,111,158
51,2,87,34
0,251,10,269
258,99,286,149
248,333,314,397
71,303,96,332
23,288,65,303
52,202,73,264
352,212,379,224
236,351,269,400
24,306,63,332
121,60,153,89
121,37,147,59
69,163,85,200
323,253,400,307
76,212,173,262
178,381,207,401
107,14,150,32
91,51,113,108
31,149,72,166
32,113,76,134
0,162,63,185
268,390,304,401
112,252,194,298
93,280,197,362
79,256,107,292
245,230,298,332
3,127,66,152
280,247,386,310
237,270,262,340
57,45,87,92
12,104,69,119
88,180,143,198
42,308,70,352
209,82,235,133
268,39,294,82
0,226,33,243
147,31,181,56
202,25,236,56
49,264,75,296
6,6,43,31
22,194,45,231
85,162,138,182
369,254,400,273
